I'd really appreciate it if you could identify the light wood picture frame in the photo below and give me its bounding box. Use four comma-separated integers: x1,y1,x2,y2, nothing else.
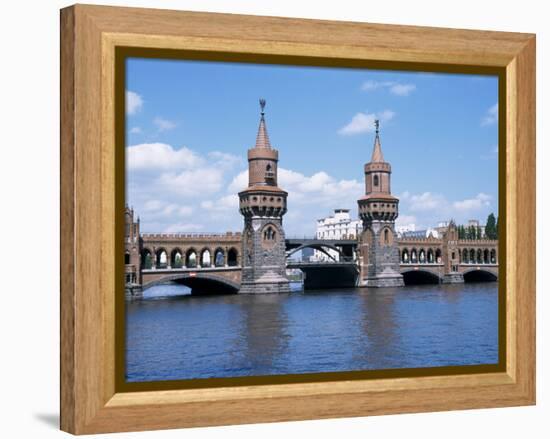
60,4,535,434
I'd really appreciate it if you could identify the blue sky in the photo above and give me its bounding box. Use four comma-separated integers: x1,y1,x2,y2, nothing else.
126,58,499,235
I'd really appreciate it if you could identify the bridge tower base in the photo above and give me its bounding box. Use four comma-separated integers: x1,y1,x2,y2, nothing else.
360,273,404,288
442,273,465,284
125,284,143,300
239,269,291,295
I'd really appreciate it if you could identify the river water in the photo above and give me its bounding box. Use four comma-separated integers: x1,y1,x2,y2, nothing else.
125,283,498,382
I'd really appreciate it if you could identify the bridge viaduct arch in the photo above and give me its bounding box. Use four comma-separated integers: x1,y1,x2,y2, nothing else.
142,272,240,295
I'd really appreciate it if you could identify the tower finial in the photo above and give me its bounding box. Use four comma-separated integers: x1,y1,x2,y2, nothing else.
371,119,384,162
259,98,266,116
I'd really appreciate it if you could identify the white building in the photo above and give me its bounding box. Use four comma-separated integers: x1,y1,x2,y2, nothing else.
399,228,440,239
396,223,416,235
314,209,361,261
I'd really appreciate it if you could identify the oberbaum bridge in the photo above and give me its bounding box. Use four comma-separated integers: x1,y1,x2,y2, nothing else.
125,100,498,298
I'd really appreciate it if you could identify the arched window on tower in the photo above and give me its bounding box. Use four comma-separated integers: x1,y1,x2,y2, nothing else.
263,226,276,241
373,175,379,187
265,163,275,184
384,228,389,244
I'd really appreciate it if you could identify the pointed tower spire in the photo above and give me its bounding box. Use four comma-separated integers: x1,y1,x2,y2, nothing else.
255,98,272,148
371,119,385,162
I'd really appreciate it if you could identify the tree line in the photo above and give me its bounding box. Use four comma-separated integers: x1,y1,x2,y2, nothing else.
457,213,498,240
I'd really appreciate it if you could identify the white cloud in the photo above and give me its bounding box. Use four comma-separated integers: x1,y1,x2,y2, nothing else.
127,143,203,171
338,110,395,136
143,200,164,211
398,191,495,229
126,91,143,115
228,170,249,193
229,168,362,209
201,195,239,212
361,80,393,91
396,215,417,227
481,103,498,126
142,200,193,217
389,83,416,96
129,126,142,134
208,151,243,170
157,168,224,196
453,193,491,211
361,80,416,96
405,192,447,212
153,117,177,132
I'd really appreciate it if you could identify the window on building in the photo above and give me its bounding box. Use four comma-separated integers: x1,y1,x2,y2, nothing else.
373,175,379,187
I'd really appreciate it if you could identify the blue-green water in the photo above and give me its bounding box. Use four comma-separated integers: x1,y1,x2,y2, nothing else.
125,283,498,382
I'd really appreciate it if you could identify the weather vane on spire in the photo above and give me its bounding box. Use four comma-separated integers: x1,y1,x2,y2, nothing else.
259,98,266,116
375,119,380,136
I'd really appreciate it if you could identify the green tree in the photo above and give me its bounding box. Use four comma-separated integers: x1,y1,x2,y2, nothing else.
485,213,497,239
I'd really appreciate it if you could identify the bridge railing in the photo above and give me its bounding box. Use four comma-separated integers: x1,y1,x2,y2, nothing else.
141,232,242,239
287,257,356,265
142,265,241,272
285,235,358,242
400,262,444,266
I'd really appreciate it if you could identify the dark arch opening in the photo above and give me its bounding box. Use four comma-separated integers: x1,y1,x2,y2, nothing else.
214,248,225,267
124,252,130,264
463,270,497,283
185,248,197,268
402,270,440,285
141,249,153,269
200,248,212,267
172,276,239,295
227,248,238,266
171,248,183,268
299,265,358,289
155,248,168,269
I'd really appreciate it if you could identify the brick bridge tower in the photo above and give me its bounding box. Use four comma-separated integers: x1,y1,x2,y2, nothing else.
357,120,404,287
238,99,291,294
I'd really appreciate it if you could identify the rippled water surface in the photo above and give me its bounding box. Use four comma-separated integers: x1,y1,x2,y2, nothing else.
126,283,498,382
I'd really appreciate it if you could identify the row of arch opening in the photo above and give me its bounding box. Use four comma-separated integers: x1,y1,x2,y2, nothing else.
126,247,239,269
400,248,497,264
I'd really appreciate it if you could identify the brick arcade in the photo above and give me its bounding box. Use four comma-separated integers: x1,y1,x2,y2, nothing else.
125,101,498,298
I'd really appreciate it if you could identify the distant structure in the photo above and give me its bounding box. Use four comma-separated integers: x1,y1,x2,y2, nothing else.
238,99,291,294
315,209,361,261
124,206,141,289
399,228,440,239
466,219,486,238
356,120,405,287
395,223,416,235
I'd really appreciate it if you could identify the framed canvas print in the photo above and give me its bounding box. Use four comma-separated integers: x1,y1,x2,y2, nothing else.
60,4,536,434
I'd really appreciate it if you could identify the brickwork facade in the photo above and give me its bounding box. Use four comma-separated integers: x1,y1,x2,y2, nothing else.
357,121,404,287
238,100,290,294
